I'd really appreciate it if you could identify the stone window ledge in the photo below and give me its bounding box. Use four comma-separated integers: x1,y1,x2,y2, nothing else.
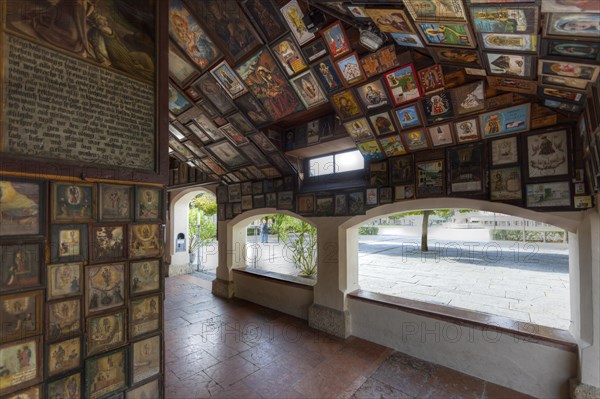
233,267,316,290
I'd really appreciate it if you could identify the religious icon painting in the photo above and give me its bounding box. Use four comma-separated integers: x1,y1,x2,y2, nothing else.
4,385,42,399
486,76,538,95
220,124,250,147
422,92,455,124
416,159,445,198
430,47,482,67
538,60,600,82
470,5,539,34
480,33,538,53
168,42,200,88
355,79,391,111
85,262,126,316
403,0,467,21
356,140,385,161
490,136,519,167
400,129,430,152
85,347,128,399
335,52,367,86
486,53,535,78
86,309,127,356
544,39,600,61
227,113,255,135
271,34,309,77
452,81,485,116
47,298,81,342
348,191,365,216
249,132,279,153
51,182,96,223
297,194,315,215
490,167,522,201
447,143,486,195
525,130,570,180
312,57,345,94
234,94,273,128
289,70,329,109
0,290,43,343
384,64,422,106
390,154,414,186
391,32,425,48
235,48,305,121
90,224,127,263
47,262,82,301
192,74,236,116
361,45,401,78
331,90,363,120
130,294,162,338
168,84,192,116
47,373,80,399
427,123,455,147
280,0,316,45
303,37,329,62
0,178,44,237
418,65,445,95
0,241,42,293
46,336,82,378
129,224,162,259
539,87,586,105
238,143,271,168
0,337,43,396
544,13,600,42
526,181,572,209
320,21,352,59
343,118,375,142
334,194,348,216
132,335,161,385
454,118,480,143
50,224,88,263
240,0,289,43
128,379,160,399
369,112,397,136
366,188,378,206
315,196,334,217
480,103,530,139
379,135,407,157
210,61,248,99
135,187,163,222
394,104,423,130
367,9,415,34
416,22,476,48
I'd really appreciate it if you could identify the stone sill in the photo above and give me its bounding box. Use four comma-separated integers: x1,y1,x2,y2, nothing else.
233,267,316,290
348,289,577,353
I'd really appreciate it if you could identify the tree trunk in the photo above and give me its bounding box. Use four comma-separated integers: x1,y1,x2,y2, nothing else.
421,210,431,252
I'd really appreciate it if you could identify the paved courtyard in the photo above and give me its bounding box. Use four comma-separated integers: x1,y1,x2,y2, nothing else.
195,226,571,330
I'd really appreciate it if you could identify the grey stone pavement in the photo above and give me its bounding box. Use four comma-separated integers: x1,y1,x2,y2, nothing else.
194,226,570,330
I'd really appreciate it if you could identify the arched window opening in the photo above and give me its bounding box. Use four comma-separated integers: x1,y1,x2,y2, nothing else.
358,209,569,330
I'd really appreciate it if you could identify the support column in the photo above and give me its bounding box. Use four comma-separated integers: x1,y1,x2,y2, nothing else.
308,217,353,338
212,219,246,298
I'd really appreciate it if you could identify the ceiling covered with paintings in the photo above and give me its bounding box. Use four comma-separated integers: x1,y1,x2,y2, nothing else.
167,0,600,188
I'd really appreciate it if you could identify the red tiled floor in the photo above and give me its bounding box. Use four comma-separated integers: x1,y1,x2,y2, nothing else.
164,275,533,399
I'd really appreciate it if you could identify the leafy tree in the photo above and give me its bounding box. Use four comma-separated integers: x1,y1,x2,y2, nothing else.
271,214,317,277
188,193,217,256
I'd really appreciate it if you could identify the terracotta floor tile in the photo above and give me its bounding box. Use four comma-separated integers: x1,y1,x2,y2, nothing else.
370,352,433,397
350,377,413,399
484,382,535,399
418,366,485,399
203,354,260,387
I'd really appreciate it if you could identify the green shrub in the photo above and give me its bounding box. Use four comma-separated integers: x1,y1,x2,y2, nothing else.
359,226,379,235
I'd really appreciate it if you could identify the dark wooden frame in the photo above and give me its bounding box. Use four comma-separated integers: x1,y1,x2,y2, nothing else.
46,297,82,342
0,239,44,293
86,308,128,356
0,289,43,343
45,335,83,378
0,336,43,396
89,223,128,264
85,346,129,399
47,261,83,301
130,334,162,386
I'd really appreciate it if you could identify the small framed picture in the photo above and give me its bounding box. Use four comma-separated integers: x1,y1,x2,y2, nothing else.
228,184,241,203
538,86,586,105
526,181,572,209
132,335,161,385
394,103,424,130
277,191,294,211
390,154,414,186
86,309,127,356
416,21,476,48
379,187,393,204
130,294,161,339
0,337,43,396
46,336,82,378
99,184,133,222
479,33,538,53
48,373,81,399
135,186,163,222
90,224,127,263
379,135,407,157
312,57,345,95
486,53,536,79
367,8,415,34
47,298,81,341
356,140,386,161
320,21,352,59
302,37,328,62
422,92,454,124
447,143,486,195
0,240,43,293
85,262,126,316
395,185,415,201
490,136,519,166
265,192,277,208
0,178,45,237
0,290,43,343
416,159,445,198
50,224,88,263
452,81,485,116
404,0,467,21
51,182,96,223
369,111,397,136
490,167,523,202
47,262,82,300
479,103,531,139
360,45,400,78
335,52,367,86
428,123,455,147
355,78,391,111
130,259,161,297
431,48,482,67
220,124,249,146
290,70,329,109
454,118,480,143
297,194,315,215
129,224,162,259
334,194,348,216
210,60,248,99
370,160,389,186
7,385,42,399
400,129,430,152
241,195,253,211
343,117,375,142
544,13,600,42
331,89,363,120
315,196,334,216
348,191,365,215
418,64,445,94
487,76,538,95
127,378,161,399
366,188,378,206
525,129,570,180
384,64,422,106
575,195,593,209
85,347,128,399
271,34,309,77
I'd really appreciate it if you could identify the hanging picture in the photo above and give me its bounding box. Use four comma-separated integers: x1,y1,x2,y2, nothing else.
357,140,385,161
297,194,315,215
544,13,600,41
347,5,370,19
486,76,538,95
206,141,248,169
168,0,221,71
0,337,42,396
86,309,126,356
470,5,539,34
280,0,316,45
235,94,273,127
395,185,415,200
315,196,334,216
90,224,126,263
51,182,96,223
290,70,329,109
416,22,476,48
192,74,236,115
210,61,248,99
130,295,162,338
220,124,249,146
320,21,352,59
335,52,367,86
248,132,278,153
343,118,375,142
47,262,82,300
403,0,467,21
85,347,128,399
394,104,423,130
480,103,530,138
50,224,88,263
366,188,378,206
422,92,454,124
335,194,348,216
390,154,414,185
379,135,407,157
302,38,329,62
129,224,162,259
0,179,44,237
331,90,363,120
539,87,586,104
447,143,485,194
526,181,571,208
4,386,41,399
132,335,161,384
416,159,445,198
370,161,389,186
486,53,535,78
128,379,160,399
430,48,482,67
369,112,397,136
480,33,538,53
0,241,42,293
384,64,422,106
235,48,305,121
542,0,600,13
418,65,445,95
98,184,133,222
0,290,43,343
360,45,401,78
240,0,289,43
454,118,480,143
525,130,570,179
168,84,192,116
47,336,81,377
271,35,309,76
400,129,430,152
348,191,365,215
355,79,391,111
185,0,263,63
428,123,455,147
277,191,294,210
367,9,415,34
226,113,254,135
311,58,344,95
391,32,426,48
544,39,600,61
543,99,583,113
490,167,523,201
238,144,271,168
85,262,126,316
452,81,485,116
135,186,162,222
539,60,600,82
47,298,81,341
